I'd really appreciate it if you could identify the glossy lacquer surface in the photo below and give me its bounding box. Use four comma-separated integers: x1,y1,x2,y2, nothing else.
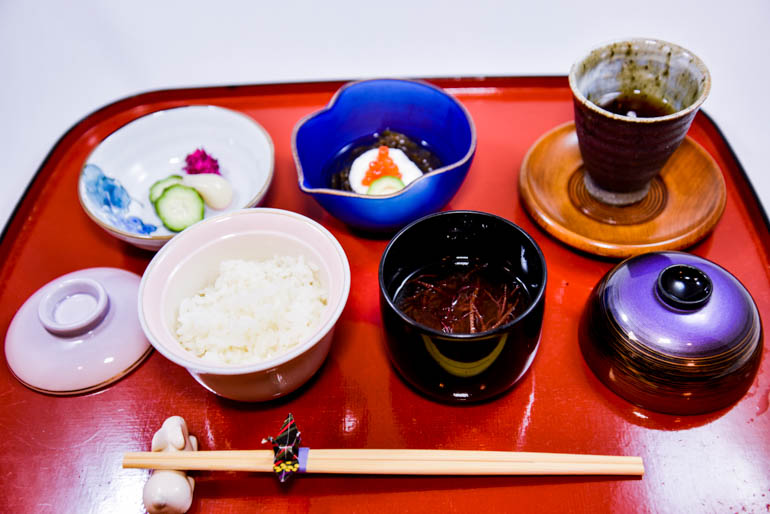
0,78,768,513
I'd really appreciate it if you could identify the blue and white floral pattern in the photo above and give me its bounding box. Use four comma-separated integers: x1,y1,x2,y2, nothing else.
82,164,157,235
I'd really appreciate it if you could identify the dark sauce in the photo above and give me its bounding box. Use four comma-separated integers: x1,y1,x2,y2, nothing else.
394,257,530,334
327,130,442,191
600,91,676,118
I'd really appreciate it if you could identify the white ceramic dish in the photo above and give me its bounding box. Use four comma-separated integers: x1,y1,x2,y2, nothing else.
78,105,274,250
138,208,351,401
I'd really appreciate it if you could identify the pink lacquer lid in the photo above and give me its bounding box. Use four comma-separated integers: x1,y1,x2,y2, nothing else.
4,268,151,395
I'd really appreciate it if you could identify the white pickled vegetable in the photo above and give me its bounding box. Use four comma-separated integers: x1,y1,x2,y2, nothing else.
181,174,233,210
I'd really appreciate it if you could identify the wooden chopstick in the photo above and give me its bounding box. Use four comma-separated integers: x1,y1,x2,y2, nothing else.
124,450,274,472
123,449,644,476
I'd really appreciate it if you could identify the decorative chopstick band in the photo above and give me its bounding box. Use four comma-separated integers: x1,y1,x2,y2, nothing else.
261,414,309,479
298,446,309,474
262,413,302,482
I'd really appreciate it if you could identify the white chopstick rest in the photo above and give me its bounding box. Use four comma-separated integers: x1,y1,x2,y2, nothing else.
142,416,198,514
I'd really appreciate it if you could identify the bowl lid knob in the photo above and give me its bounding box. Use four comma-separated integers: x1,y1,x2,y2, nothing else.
656,264,712,310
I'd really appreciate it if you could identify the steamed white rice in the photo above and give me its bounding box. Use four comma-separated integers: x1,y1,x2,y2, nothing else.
175,256,328,365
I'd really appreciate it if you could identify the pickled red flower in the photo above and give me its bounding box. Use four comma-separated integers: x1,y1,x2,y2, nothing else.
184,148,220,175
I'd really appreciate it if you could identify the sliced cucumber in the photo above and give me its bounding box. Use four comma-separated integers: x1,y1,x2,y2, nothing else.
367,176,405,195
149,174,183,203
154,184,204,232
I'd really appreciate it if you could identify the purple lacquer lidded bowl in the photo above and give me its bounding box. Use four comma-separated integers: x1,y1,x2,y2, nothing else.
580,251,762,415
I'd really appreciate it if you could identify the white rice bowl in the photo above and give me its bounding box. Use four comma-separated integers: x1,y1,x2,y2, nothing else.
175,257,328,365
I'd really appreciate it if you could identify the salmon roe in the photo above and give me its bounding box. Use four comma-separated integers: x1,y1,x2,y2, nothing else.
362,146,401,186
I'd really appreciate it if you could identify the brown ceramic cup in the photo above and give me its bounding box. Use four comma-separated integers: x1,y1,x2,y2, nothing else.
569,39,711,205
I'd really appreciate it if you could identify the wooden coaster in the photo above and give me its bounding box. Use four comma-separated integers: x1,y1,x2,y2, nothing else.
567,171,668,226
519,122,726,258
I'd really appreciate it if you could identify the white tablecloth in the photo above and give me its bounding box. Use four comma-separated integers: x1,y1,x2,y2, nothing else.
2,1,768,231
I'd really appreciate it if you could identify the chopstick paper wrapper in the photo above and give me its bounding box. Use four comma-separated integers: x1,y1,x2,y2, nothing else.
123,414,644,481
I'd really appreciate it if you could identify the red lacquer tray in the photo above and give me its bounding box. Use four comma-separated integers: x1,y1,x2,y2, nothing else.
1,77,768,513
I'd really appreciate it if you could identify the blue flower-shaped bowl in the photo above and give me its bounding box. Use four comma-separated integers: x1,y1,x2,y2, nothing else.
292,79,476,233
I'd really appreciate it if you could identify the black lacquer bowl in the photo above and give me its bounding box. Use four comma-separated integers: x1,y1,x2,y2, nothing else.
378,211,547,403
580,251,763,415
